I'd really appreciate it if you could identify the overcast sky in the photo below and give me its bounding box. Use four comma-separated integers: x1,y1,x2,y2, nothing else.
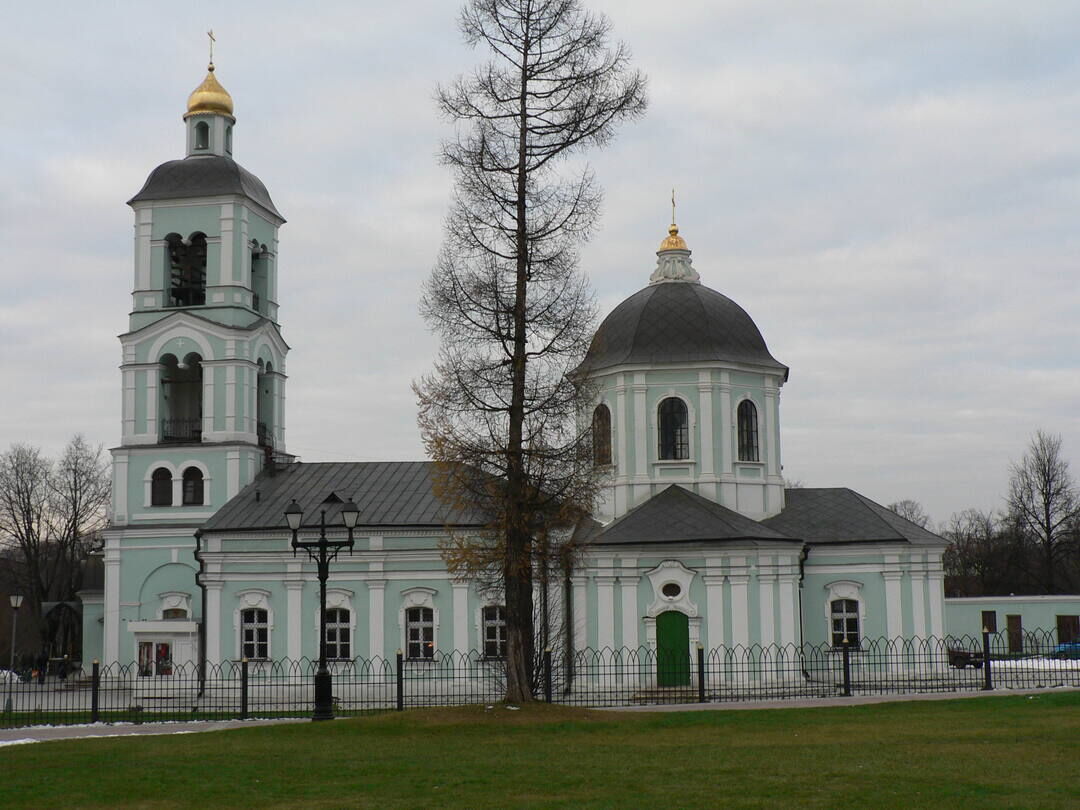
2,1,1078,528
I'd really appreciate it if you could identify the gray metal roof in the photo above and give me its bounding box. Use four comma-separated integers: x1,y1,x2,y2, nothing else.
594,485,795,546
201,461,486,533
128,156,284,220
575,282,788,377
762,488,945,546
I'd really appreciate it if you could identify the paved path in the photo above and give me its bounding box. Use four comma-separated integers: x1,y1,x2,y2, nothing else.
0,717,306,746
599,685,1077,712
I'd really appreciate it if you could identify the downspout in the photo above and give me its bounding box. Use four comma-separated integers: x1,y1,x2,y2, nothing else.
193,528,207,696
798,544,809,680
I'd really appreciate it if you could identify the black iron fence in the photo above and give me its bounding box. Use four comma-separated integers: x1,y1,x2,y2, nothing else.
3,629,1079,729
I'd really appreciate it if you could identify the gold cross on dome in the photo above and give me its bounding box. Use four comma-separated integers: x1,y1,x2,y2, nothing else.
207,29,216,65
671,188,676,225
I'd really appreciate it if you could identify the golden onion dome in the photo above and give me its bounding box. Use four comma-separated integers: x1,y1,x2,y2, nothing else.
184,64,234,120
658,222,688,251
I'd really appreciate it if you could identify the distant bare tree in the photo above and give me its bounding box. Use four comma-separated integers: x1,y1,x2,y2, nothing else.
887,499,931,529
416,0,646,702
1007,431,1079,593
0,436,109,655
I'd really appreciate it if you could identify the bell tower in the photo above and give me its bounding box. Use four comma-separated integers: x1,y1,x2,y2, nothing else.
96,50,290,665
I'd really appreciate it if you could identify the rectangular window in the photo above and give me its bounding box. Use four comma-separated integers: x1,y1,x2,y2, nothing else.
241,608,269,659
406,606,434,660
483,606,507,659
1057,615,1079,645
830,599,860,647
326,608,351,660
1006,614,1023,654
981,610,997,634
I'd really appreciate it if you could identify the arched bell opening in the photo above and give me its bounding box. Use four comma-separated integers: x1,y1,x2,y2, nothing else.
160,352,203,443
165,232,207,308
251,242,270,315
256,360,273,447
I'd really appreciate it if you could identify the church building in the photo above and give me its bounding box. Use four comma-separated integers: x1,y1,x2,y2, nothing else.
80,62,949,676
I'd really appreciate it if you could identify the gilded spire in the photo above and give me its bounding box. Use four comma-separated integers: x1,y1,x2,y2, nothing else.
184,31,234,120
658,188,689,251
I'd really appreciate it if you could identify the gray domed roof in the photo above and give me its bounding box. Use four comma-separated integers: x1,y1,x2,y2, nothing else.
128,156,283,220
576,282,787,377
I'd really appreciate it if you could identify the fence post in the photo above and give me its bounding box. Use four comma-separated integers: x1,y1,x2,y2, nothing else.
842,639,852,697
544,648,553,704
396,650,404,711
981,628,993,691
90,660,100,723
240,658,249,719
699,648,708,704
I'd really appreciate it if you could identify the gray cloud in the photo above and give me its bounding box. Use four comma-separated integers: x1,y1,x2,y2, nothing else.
2,0,1078,528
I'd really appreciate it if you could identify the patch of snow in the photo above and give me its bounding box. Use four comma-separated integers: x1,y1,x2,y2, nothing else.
0,738,39,747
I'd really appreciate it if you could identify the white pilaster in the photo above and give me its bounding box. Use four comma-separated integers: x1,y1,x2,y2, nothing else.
285,579,303,660
368,580,386,659
718,375,733,475
225,365,236,432
910,555,927,638
928,570,945,639
884,565,903,641
219,204,235,285
704,575,725,649
572,576,588,652
205,582,223,665
778,575,797,647
453,581,470,652
596,576,615,651
202,367,215,438
146,366,159,441
619,574,639,649
698,372,714,477
122,369,136,440
758,568,776,648
729,569,750,648
103,539,121,663
226,450,241,500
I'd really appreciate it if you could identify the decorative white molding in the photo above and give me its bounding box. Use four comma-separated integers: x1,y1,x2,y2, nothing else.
644,560,698,618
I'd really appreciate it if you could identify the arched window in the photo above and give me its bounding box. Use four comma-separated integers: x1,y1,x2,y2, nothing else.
326,608,351,660
160,353,203,442
194,121,209,150
658,397,689,460
737,400,759,462
151,468,173,506
182,467,204,505
165,232,207,308
225,125,233,154
592,404,612,466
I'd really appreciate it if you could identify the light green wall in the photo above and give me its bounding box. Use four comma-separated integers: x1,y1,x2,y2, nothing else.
945,597,1080,639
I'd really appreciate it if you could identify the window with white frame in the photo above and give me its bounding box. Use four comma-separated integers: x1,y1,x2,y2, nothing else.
830,599,860,647
482,605,507,659
326,608,351,660
737,399,760,462
241,607,269,659
406,606,435,660
658,397,689,460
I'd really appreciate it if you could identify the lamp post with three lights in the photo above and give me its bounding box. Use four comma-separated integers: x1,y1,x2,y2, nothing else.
284,498,358,721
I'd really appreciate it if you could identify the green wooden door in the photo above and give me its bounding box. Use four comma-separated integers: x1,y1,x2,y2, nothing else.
656,611,690,687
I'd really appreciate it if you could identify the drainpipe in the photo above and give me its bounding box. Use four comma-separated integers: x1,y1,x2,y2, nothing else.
193,528,207,696
798,544,809,679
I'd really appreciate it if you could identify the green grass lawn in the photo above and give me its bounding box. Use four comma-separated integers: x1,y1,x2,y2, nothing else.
3,693,1079,809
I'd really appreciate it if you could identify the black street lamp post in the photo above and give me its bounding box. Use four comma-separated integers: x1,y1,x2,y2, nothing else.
285,498,358,721
5,594,23,714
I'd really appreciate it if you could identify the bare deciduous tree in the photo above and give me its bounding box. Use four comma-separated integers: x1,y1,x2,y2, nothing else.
1007,430,1079,593
416,0,646,702
0,436,109,654
887,499,931,529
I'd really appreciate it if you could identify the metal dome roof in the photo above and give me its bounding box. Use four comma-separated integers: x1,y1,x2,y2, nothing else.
128,156,283,220
576,281,787,377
